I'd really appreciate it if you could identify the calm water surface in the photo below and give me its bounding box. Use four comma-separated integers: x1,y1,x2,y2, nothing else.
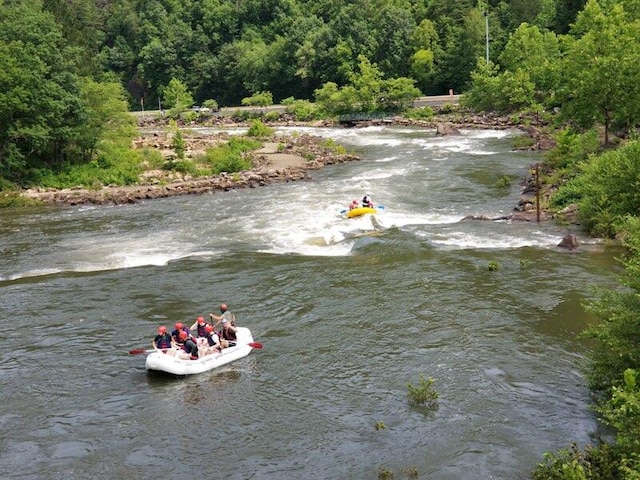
0,126,620,479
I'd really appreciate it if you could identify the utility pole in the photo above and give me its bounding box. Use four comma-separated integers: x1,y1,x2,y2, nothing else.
485,7,490,64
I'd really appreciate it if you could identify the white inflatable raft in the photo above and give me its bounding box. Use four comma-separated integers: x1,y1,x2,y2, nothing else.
145,327,256,375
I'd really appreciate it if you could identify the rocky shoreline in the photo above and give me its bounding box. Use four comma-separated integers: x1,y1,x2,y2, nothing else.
21,131,360,206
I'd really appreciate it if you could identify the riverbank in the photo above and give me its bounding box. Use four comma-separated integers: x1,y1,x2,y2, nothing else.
20,128,360,206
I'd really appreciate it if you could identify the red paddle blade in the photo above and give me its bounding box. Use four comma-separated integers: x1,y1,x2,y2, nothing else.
129,349,147,355
248,342,263,349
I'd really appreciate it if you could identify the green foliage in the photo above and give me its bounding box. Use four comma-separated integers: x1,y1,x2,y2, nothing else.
558,141,640,237
282,99,319,121
544,128,599,170
532,442,622,480
520,259,532,268
202,99,219,111
202,137,259,175
163,159,198,176
582,216,640,393
241,91,273,107
495,175,512,189
407,374,439,411
0,3,88,182
0,191,41,209
162,78,194,112
378,467,394,480
560,2,640,144
247,120,274,138
172,129,186,160
374,421,386,431
140,148,165,170
38,145,143,189
597,369,640,455
314,55,419,116
404,107,435,120
488,261,500,271
263,110,280,122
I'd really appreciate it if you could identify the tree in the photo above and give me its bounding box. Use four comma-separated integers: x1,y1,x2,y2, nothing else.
560,0,640,144
0,2,87,182
161,78,194,111
498,23,562,106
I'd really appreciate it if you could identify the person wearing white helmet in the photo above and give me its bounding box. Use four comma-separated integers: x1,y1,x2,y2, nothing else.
362,194,374,208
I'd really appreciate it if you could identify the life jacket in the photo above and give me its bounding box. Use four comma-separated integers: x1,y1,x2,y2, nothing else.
196,323,208,337
221,327,237,341
171,326,192,342
206,332,220,347
155,333,172,349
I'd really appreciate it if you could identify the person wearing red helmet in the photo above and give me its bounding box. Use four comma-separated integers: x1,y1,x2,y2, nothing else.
152,326,172,352
171,322,199,360
348,199,359,211
174,329,199,360
209,303,236,329
189,316,210,338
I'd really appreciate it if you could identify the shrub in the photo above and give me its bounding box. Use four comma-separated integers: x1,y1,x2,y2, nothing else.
0,191,41,208
407,374,439,411
404,106,434,120
242,91,273,107
247,120,274,138
203,136,259,174
283,98,319,121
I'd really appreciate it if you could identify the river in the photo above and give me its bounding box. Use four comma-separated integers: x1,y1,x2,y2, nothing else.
0,125,619,479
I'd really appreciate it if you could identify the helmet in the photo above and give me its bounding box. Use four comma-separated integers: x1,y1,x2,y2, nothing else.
158,326,167,334
205,325,214,333
197,316,205,324
178,330,188,340
175,322,184,330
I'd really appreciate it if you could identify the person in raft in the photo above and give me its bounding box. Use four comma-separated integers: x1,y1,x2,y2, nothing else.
348,199,359,210
153,326,173,353
219,318,238,348
189,316,210,338
171,322,199,359
200,324,222,355
210,303,236,328
362,194,374,208
175,330,199,360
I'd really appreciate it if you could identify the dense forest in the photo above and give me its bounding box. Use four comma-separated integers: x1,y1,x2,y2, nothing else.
6,0,640,476
0,0,595,187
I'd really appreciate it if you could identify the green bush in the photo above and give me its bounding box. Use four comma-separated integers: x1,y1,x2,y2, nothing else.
407,374,439,410
241,91,273,107
38,145,143,189
247,120,274,138
532,443,622,480
283,99,319,121
544,128,599,171
0,191,41,208
202,136,259,174
263,110,280,122
404,106,434,120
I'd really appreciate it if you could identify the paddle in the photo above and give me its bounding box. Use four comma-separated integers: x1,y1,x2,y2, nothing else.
248,342,263,349
129,348,154,355
129,348,173,355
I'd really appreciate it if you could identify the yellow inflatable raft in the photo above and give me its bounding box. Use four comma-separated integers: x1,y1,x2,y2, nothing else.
346,206,377,218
